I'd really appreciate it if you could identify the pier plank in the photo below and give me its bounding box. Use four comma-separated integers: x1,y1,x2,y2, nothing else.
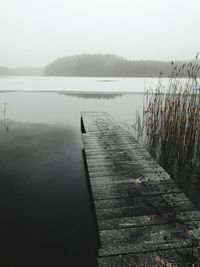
81,112,200,266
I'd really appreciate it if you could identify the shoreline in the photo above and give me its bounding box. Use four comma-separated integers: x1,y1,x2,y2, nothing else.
0,90,143,94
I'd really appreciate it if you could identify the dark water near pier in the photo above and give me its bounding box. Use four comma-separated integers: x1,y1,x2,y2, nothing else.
0,77,144,267
0,122,98,267
0,76,199,266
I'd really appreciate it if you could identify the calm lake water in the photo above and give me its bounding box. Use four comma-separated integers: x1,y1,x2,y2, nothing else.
1,76,199,266
0,76,163,126
0,76,159,93
0,76,157,267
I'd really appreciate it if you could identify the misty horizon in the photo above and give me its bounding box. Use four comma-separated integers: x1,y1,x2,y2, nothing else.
2,53,199,77
1,53,200,69
1,0,200,68
1,1,200,266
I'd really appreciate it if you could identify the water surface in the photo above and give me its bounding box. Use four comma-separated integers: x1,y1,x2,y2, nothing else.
1,76,199,266
0,77,146,266
0,76,157,93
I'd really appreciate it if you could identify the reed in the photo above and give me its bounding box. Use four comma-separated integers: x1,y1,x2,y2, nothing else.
0,103,9,130
140,59,200,190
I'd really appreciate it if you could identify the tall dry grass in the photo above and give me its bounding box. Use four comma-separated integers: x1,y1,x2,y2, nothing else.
140,59,200,190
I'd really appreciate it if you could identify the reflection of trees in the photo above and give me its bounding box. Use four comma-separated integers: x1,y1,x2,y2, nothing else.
61,92,123,100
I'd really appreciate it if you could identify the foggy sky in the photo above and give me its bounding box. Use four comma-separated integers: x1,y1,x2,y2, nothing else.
0,0,200,67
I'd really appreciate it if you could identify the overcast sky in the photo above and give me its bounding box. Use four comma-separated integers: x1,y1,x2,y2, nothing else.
0,0,200,67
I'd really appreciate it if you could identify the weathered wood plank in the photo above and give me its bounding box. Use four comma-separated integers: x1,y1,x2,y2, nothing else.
95,200,195,220
98,210,200,230
94,192,190,210
90,176,171,187
98,222,198,256
81,112,200,266
98,247,200,267
91,182,181,200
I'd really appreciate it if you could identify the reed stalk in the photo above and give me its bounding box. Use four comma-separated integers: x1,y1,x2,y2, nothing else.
140,59,200,190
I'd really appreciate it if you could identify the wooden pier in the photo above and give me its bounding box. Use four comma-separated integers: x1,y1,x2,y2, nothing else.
81,112,200,266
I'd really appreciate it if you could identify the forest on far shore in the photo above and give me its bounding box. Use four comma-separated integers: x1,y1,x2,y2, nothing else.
1,54,199,77
44,54,200,77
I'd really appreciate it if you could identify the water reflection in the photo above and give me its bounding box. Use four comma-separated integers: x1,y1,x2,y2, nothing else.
0,91,144,125
96,79,117,82
61,92,123,99
0,90,144,266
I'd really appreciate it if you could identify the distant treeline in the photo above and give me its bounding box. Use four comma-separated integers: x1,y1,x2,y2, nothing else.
44,54,200,77
1,54,199,77
0,66,44,76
